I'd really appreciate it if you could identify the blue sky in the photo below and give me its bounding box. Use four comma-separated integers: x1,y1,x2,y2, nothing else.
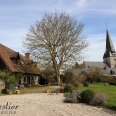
1,0,116,62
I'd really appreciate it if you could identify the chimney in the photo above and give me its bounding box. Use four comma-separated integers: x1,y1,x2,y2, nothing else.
25,53,30,60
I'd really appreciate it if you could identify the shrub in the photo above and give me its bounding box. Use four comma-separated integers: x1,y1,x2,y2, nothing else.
0,70,23,85
90,93,108,106
64,92,70,97
64,84,74,93
109,80,116,86
86,66,102,83
83,82,89,87
81,90,95,104
64,71,74,84
74,83,79,88
103,76,116,85
64,90,81,103
77,73,87,83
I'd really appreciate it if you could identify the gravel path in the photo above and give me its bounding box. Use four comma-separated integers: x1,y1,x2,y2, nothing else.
0,93,116,116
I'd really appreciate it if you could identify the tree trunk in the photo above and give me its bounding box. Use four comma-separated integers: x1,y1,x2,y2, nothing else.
56,71,60,86
53,59,60,86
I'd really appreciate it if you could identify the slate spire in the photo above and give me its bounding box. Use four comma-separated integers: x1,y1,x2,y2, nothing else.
106,30,115,53
103,30,116,58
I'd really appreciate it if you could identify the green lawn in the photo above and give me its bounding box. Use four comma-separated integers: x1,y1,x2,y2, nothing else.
78,83,116,110
0,85,54,95
20,85,54,94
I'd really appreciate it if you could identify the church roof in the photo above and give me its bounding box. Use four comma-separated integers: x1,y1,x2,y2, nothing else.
101,68,116,75
82,61,116,75
67,61,116,76
83,61,107,69
103,30,116,58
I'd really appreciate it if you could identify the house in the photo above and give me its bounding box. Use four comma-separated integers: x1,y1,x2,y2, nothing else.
0,43,41,85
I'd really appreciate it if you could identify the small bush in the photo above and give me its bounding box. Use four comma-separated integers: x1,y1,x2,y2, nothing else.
64,72,73,84
83,82,89,87
109,80,116,86
64,92,70,97
64,90,81,103
81,90,95,104
64,97,74,103
90,93,108,106
64,84,74,93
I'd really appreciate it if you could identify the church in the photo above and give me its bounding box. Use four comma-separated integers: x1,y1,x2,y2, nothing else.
83,30,116,75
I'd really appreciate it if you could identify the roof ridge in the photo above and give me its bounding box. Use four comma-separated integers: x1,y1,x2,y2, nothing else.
84,61,103,63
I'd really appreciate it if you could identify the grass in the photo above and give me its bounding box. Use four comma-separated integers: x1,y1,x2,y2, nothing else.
20,85,55,94
78,83,116,110
0,85,55,95
64,92,70,97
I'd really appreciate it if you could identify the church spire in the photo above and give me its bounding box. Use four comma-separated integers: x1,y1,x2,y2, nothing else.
106,30,115,53
103,30,116,58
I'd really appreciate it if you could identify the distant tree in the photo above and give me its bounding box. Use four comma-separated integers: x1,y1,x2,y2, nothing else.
86,66,102,83
23,11,89,85
41,67,55,83
74,62,80,68
72,62,83,69
64,71,74,84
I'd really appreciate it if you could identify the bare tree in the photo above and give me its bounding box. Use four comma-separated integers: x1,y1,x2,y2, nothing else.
23,11,89,85
86,66,102,83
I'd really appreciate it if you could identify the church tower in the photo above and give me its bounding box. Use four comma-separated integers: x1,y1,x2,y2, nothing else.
103,30,116,68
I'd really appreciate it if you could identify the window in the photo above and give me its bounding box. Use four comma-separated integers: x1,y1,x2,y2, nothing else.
21,61,24,65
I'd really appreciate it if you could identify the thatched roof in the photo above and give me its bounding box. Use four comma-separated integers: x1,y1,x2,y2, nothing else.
0,43,40,75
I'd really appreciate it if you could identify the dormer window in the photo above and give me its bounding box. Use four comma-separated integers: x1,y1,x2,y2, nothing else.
8,52,20,65
12,59,18,64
